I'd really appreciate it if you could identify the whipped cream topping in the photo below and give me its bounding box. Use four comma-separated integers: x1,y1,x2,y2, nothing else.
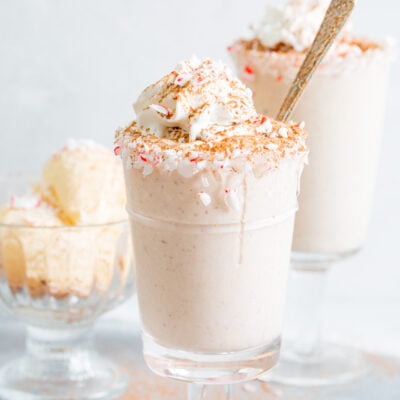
117,58,308,209
134,58,257,142
117,59,308,182
251,0,335,52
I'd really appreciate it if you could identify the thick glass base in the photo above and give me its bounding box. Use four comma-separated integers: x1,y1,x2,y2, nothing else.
0,325,128,400
0,356,127,400
143,334,281,385
263,343,368,387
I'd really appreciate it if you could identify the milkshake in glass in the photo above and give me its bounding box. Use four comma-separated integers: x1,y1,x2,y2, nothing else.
116,58,308,388
230,0,394,385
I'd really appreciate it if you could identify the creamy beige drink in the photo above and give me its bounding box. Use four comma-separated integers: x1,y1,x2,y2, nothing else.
230,0,394,255
117,58,308,353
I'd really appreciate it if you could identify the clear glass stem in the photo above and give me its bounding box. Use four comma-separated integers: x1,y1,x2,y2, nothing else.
188,384,233,400
24,323,96,381
0,323,129,399
285,262,330,357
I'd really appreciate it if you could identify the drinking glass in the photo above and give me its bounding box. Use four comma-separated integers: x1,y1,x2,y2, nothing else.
231,37,394,385
0,175,135,400
123,156,304,399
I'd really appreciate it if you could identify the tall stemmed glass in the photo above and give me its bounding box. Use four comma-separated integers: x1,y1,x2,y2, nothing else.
259,0,392,386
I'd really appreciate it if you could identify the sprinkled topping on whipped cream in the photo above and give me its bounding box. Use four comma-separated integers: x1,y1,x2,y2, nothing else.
230,0,395,79
251,0,332,52
134,57,257,142
116,58,308,180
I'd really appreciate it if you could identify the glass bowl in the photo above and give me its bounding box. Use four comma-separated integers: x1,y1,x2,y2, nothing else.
0,174,135,400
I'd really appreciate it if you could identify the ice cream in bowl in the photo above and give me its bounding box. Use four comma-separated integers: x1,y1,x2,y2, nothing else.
0,139,134,400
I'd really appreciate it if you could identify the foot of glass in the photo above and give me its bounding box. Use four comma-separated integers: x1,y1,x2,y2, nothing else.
188,383,233,400
262,343,369,387
143,334,281,385
0,325,128,400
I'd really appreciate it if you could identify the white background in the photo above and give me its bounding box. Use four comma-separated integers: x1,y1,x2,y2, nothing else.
0,1,399,356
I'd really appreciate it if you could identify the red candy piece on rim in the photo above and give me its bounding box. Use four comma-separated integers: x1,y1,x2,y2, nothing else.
113,146,121,156
149,104,171,117
294,121,305,129
243,65,254,75
251,115,267,125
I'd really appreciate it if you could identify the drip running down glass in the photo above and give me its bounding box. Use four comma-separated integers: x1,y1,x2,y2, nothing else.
0,175,135,400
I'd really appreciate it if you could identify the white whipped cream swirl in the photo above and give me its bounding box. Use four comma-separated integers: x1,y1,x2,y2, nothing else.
252,0,335,52
134,58,257,142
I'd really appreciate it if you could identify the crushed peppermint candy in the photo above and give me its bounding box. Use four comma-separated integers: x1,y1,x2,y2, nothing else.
198,191,211,206
243,65,255,75
148,104,171,117
9,195,42,210
278,127,288,138
113,146,121,156
230,36,395,80
143,164,153,176
116,58,309,202
257,118,273,134
174,72,192,86
201,175,210,187
294,121,306,129
116,117,308,178
242,64,256,81
224,189,241,211
267,143,279,150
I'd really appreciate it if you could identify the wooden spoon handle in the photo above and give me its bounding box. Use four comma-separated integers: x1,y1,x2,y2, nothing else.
276,0,355,122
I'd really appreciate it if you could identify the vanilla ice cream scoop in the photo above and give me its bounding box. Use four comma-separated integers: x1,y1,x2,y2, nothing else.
39,139,126,225
0,141,131,299
0,195,62,227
